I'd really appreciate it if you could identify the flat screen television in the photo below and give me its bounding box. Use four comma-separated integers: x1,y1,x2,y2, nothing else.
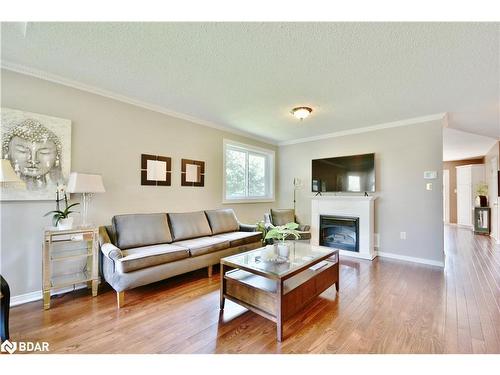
311,153,375,193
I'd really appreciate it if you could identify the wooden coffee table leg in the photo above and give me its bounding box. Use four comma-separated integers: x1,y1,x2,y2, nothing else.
220,262,226,310
335,262,340,292
277,279,283,342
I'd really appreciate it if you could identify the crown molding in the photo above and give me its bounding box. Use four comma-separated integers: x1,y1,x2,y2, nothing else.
1,60,278,146
278,113,447,146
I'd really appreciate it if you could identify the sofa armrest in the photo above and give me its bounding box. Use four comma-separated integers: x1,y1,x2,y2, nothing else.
101,243,123,262
298,224,310,232
98,226,112,247
239,223,257,232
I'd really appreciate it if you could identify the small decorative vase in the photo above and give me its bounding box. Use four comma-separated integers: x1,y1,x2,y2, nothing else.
475,195,488,207
57,217,74,230
277,242,290,258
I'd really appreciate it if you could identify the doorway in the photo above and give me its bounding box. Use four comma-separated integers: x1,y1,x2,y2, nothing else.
443,169,450,224
489,156,499,243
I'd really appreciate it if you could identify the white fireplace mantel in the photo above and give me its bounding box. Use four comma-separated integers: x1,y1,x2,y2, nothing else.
311,195,377,260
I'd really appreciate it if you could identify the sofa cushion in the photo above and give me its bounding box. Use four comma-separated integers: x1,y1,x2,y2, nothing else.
116,244,190,273
213,231,262,247
270,209,295,226
205,209,239,235
113,213,172,250
168,211,212,241
174,236,230,257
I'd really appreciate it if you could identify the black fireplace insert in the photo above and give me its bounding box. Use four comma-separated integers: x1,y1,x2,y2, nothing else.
319,215,359,252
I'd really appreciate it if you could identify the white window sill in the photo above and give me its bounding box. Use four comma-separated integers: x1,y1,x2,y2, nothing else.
223,198,275,204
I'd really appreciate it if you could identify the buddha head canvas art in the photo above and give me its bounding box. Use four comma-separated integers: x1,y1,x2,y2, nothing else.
1,108,71,200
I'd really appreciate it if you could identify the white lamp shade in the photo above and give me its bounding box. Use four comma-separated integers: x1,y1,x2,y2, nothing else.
0,159,23,183
67,172,105,193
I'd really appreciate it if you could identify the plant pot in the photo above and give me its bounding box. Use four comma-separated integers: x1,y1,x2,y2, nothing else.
277,242,290,258
475,195,488,207
57,217,74,230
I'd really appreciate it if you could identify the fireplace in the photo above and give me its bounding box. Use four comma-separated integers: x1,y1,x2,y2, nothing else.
312,196,376,260
319,215,359,252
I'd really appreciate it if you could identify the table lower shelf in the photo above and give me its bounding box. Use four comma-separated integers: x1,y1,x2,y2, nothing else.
223,259,339,322
50,271,93,289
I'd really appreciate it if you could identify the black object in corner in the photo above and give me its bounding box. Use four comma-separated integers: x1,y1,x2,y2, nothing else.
1,275,10,342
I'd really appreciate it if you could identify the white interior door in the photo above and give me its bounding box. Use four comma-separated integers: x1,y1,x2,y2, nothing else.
456,166,472,227
443,169,450,223
489,157,499,242
457,184,472,226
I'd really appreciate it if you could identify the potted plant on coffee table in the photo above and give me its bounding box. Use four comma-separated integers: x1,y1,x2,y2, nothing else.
265,222,301,258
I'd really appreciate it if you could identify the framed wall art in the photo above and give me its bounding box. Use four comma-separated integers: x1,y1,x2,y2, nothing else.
1,107,72,201
181,159,205,187
141,154,172,186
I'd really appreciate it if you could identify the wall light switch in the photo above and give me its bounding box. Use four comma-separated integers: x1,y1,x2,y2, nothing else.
426,182,433,191
400,232,406,240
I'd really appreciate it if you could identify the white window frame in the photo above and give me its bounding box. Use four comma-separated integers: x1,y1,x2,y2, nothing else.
223,139,275,204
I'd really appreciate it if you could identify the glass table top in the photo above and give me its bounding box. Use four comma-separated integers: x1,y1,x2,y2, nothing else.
222,242,337,278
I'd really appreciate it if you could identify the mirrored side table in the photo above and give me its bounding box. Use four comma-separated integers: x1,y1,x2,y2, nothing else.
43,226,99,309
474,207,491,235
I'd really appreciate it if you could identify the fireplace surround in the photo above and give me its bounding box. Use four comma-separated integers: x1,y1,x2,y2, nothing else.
311,195,377,260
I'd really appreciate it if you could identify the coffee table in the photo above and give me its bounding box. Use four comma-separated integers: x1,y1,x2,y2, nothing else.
220,242,339,342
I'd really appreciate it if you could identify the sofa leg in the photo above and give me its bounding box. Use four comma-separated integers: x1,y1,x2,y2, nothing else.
208,265,213,278
117,291,125,308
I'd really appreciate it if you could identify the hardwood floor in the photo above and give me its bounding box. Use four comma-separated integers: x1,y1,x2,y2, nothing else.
8,225,500,353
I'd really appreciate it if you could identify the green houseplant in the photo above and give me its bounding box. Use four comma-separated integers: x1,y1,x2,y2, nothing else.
265,222,301,257
44,186,79,230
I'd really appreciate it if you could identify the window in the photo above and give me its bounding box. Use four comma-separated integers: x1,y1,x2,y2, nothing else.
348,175,361,192
223,139,275,202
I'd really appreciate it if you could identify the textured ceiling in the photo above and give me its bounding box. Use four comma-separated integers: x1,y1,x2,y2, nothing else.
1,22,499,143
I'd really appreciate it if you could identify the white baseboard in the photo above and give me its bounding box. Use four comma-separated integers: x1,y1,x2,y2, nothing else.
376,251,445,268
455,224,473,230
10,284,88,307
339,249,376,260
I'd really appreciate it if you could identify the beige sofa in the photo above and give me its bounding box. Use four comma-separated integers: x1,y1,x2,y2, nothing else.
99,208,262,308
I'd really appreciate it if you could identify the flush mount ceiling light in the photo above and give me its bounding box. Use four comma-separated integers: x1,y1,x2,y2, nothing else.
291,106,313,121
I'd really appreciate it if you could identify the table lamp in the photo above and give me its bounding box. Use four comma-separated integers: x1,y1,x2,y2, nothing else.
0,159,24,186
66,172,105,227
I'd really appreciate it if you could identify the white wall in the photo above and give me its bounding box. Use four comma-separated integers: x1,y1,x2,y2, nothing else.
278,120,445,264
0,70,278,298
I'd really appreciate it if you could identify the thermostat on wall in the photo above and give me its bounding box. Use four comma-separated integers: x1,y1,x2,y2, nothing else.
424,171,437,179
